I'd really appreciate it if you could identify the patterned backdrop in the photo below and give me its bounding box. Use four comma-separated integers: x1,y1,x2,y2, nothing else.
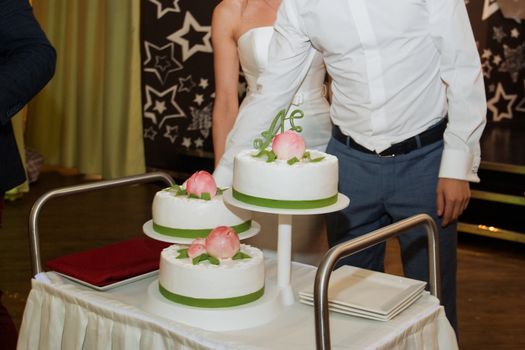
467,0,525,125
140,0,219,178
140,0,525,175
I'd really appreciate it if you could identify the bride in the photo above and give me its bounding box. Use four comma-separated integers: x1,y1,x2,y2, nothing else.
211,0,332,185
210,0,332,265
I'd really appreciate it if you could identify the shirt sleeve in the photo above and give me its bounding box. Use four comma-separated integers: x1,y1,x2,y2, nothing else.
429,0,487,182
0,0,56,125
213,0,318,187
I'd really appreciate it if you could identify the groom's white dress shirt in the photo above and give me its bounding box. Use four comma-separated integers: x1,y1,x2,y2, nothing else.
213,0,486,187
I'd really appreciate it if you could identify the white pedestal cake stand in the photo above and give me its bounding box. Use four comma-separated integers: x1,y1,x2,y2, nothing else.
222,189,350,306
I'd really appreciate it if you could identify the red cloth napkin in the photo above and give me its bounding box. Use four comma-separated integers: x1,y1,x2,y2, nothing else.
46,237,171,287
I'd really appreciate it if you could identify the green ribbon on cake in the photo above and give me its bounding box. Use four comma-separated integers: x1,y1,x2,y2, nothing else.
159,284,265,308
233,189,338,209
153,220,252,238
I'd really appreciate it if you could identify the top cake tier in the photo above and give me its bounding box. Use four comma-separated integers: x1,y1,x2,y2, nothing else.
232,149,339,209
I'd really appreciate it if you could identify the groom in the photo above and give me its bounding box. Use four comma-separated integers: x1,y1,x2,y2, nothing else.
213,0,486,332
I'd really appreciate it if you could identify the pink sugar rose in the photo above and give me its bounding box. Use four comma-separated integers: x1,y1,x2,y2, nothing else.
185,170,218,197
188,242,207,259
193,237,206,246
205,226,240,259
272,130,306,160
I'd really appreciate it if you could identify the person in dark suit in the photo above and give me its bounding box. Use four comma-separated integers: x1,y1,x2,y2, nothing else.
0,0,56,347
0,0,56,209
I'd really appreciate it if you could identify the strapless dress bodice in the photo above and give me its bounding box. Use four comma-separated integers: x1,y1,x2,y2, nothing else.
236,26,331,151
237,26,326,105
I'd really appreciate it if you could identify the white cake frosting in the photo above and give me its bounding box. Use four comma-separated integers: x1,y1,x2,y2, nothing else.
159,244,265,307
232,149,339,208
152,189,252,238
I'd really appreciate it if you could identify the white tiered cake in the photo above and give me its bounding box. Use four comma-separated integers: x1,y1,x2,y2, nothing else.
159,243,265,308
149,171,252,240
233,149,338,209
231,111,339,209
151,189,252,239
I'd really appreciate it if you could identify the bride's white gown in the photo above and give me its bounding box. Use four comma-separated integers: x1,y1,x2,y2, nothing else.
235,27,330,265
237,26,332,150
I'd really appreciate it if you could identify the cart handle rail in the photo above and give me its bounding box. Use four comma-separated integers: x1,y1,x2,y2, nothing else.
28,171,175,276
314,213,441,350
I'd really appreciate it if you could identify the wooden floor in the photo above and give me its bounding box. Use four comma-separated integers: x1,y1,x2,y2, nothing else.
1,170,524,349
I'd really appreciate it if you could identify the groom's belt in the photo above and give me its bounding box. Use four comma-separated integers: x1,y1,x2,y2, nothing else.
332,119,447,157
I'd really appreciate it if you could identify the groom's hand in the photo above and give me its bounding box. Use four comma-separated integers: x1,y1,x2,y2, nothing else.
436,178,470,227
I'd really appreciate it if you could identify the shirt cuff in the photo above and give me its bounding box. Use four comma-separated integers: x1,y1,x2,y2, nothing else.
438,148,480,183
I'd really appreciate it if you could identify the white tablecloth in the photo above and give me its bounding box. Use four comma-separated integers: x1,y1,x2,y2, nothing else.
17,259,457,350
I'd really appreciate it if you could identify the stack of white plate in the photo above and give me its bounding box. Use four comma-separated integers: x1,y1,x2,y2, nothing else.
299,265,427,321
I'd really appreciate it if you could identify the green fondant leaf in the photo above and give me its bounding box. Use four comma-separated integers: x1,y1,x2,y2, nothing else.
232,251,252,260
301,151,325,163
208,256,220,265
176,188,187,196
287,157,300,165
216,188,224,195
166,184,180,192
266,151,276,163
201,192,211,200
253,149,277,163
192,253,208,265
188,193,199,199
176,249,189,259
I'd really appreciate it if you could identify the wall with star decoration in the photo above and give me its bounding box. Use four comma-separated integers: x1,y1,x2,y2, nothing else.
140,0,219,180
467,0,525,125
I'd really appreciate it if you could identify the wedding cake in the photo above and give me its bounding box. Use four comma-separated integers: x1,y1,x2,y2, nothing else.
152,171,252,239
232,110,339,209
159,226,265,308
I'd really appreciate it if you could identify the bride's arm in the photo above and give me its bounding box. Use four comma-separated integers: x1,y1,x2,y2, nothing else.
211,2,241,167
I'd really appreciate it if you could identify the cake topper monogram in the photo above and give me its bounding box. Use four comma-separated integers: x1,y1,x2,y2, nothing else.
252,108,324,164
253,108,304,154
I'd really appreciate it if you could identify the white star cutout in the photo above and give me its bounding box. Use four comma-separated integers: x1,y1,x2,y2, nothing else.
163,125,179,143
153,100,167,114
194,137,204,148
148,0,180,19
515,80,525,113
194,94,204,106
144,126,158,141
482,49,492,59
482,0,499,21
492,26,507,43
178,75,196,93
167,12,212,61
181,137,192,148
143,85,186,127
487,83,517,122
199,78,209,89
493,55,502,65
510,28,520,38
143,42,183,84
482,60,493,79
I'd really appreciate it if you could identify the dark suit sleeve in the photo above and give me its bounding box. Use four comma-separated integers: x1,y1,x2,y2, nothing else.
0,0,56,125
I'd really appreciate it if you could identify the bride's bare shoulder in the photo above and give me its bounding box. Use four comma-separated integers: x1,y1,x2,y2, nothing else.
213,0,244,20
